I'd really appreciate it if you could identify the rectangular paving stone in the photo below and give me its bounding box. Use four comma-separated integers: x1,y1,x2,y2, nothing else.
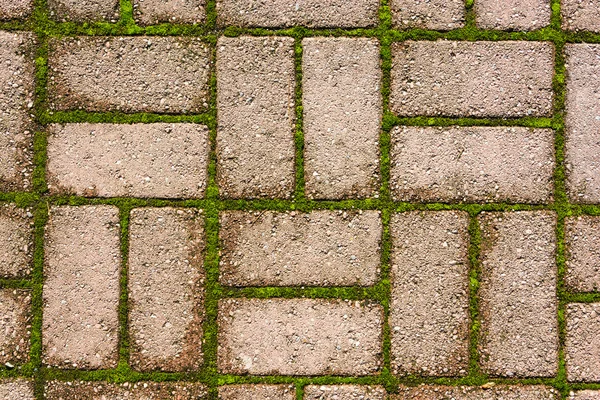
218,385,296,400
391,0,465,29
566,303,600,382
478,211,558,377
390,41,554,117
304,385,386,400
0,379,34,400
133,0,206,25
48,0,119,22
129,207,205,372
47,123,210,199
565,44,600,203
303,37,381,200
390,126,555,203
566,216,600,292
49,36,210,113
0,31,34,191
220,210,382,287
0,204,33,278
476,0,551,30
0,0,33,19
562,0,600,32
393,385,558,399
0,289,30,365
216,36,296,199
45,381,208,399
217,0,379,28
571,391,600,400
43,205,121,369
390,211,470,376
218,298,383,375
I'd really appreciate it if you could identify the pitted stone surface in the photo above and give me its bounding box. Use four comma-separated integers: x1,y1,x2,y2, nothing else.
0,379,34,400
0,204,33,278
0,289,31,365
304,385,386,400
133,0,206,25
562,0,600,32
391,0,465,30
0,0,33,19
48,0,119,22
44,381,208,399
565,216,600,292
571,391,600,400
393,385,558,399
566,303,600,382
218,385,296,400
476,0,551,30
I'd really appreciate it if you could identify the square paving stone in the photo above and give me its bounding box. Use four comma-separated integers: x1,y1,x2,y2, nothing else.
0,204,33,278
218,385,296,400
133,0,206,25
48,0,120,22
0,0,33,19
304,385,386,400
129,207,205,372
302,37,381,200
0,31,35,191
562,0,600,32
476,0,551,30
393,385,558,399
216,36,296,199
45,381,208,399
48,36,211,113
0,379,34,400
571,391,600,400
566,303,600,382
566,216,600,292
43,205,121,369
391,0,465,30
0,289,31,365
219,210,382,287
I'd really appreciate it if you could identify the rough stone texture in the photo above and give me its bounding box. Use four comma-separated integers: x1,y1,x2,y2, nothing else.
45,381,208,399
43,206,121,369
562,0,600,32
0,380,34,400
390,126,555,203
393,385,558,399
304,385,386,400
390,40,554,117
0,0,33,19
476,0,551,30
566,303,600,382
218,298,383,375
216,36,296,199
129,207,205,372
0,204,33,278
565,216,600,292
0,31,34,192
217,0,379,28
49,36,210,113
391,0,465,30
571,391,600,400
47,123,210,199
302,37,381,200
565,44,600,203
390,211,470,376
478,211,558,377
133,0,206,25
48,0,119,22
219,210,382,287
0,289,31,365
218,385,296,400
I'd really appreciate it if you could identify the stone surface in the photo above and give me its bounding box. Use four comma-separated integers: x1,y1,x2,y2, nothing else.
571,391,600,400
566,303,600,382
43,205,121,369
0,31,34,191
565,44,600,203
390,40,554,117
0,380,34,400
217,0,379,28
47,123,210,199
216,36,296,199
304,385,386,400
218,385,296,400
218,298,383,375
391,0,465,30
393,385,558,399
48,0,119,22
478,211,558,377
219,210,382,287
45,381,208,399
562,0,600,32
0,0,33,19
390,211,470,376
133,0,206,25
476,0,551,30
0,204,33,278
565,216,600,292
49,36,210,113
129,207,205,372
0,289,30,365
390,126,555,203
302,37,381,200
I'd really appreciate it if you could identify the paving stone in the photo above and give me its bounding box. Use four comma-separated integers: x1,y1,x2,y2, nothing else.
0,0,33,19
571,391,600,400
565,44,600,203
218,385,296,400
0,31,34,191
302,37,381,200
0,379,34,400
216,36,296,199
47,123,210,199
0,204,33,278
566,303,600,382
393,385,558,399
218,298,383,375
49,36,210,113
565,216,600,292
43,206,121,369
45,381,208,399
478,211,558,377
0,289,31,365
48,0,119,22
390,40,554,117
476,0,551,30
219,210,382,287
304,385,386,400
133,0,206,25
562,0,600,32
129,207,205,372
390,126,555,203
391,0,465,30
390,211,470,376
217,0,379,28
